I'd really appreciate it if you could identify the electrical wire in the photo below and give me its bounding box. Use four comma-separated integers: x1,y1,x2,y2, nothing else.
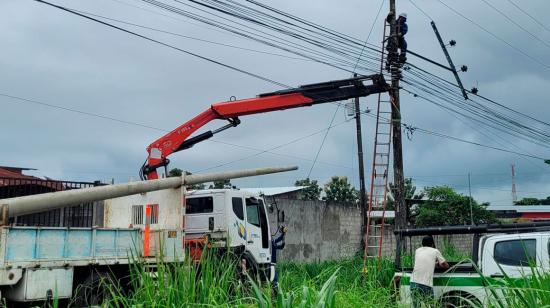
435,0,550,71
33,0,292,89
408,0,433,21
505,0,550,33
479,0,550,50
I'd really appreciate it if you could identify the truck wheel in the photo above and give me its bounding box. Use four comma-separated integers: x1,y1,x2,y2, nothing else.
72,271,114,307
441,292,481,308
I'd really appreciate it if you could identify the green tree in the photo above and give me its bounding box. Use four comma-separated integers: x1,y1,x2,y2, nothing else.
323,176,358,204
168,168,183,177
514,197,550,205
295,178,322,200
387,178,424,210
168,168,205,190
414,186,495,227
209,179,232,189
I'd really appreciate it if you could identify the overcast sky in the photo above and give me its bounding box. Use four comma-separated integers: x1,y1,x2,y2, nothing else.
1,0,549,205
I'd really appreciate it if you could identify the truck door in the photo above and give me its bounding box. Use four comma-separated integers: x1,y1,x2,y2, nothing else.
244,197,271,265
482,235,540,279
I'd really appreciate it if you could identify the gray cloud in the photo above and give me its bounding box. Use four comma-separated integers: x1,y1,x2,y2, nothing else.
1,0,549,205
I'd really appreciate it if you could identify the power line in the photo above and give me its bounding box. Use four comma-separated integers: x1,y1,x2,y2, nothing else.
0,93,166,132
194,119,351,173
436,0,550,71
505,0,550,33
413,126,547,161
27,0,550,168
408,0,433,21
33,0,292,89
479,0,550,50
73,8,316,62
307,105,340,178
137,0,383,75
356,101,549,162
352,0,385,72
0,91,359,171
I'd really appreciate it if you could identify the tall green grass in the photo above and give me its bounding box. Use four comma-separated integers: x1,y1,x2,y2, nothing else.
76,241,550,308
484,264,550,307
94,251,397,307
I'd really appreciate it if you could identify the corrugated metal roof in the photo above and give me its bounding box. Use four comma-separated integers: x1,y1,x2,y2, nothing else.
0,167,39,180
487,205,550,212
240,186,307,196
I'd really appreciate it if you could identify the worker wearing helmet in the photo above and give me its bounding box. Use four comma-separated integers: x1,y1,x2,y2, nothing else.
397,13,408,63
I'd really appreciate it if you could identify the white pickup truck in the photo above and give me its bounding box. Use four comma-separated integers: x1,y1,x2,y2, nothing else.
394,223,550,307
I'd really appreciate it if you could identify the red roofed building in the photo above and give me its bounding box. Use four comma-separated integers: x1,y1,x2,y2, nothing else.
0,166,67,196
0,165,103,227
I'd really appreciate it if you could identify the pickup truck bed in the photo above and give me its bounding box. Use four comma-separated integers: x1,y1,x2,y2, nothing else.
399,261,476,274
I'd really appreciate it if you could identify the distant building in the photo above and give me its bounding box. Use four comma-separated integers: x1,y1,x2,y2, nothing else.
487,205,550,221
0,166,66,196
0,165,102,227
241,186,307,199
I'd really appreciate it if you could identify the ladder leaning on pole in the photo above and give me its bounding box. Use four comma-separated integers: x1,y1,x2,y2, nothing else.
363,19,393,272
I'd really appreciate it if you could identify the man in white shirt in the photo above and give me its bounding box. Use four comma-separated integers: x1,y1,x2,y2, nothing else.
410,235,449,307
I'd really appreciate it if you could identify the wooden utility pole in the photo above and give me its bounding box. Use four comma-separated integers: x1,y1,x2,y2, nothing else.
353,73,368,231
388,0,407,229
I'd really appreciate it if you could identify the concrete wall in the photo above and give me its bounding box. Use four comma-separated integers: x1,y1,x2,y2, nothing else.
269,198,474,263
268,199,362,262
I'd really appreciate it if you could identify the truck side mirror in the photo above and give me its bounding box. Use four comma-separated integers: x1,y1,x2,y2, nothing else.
268,203,274,213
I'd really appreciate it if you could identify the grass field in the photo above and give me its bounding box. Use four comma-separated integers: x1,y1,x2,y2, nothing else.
86,245,550,307
98,252,397,308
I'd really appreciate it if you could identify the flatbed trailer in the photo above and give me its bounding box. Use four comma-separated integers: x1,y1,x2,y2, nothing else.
0,226,181,302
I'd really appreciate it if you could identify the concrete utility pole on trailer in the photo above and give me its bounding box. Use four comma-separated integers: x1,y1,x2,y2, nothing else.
0,166,298,222
388,0,407,229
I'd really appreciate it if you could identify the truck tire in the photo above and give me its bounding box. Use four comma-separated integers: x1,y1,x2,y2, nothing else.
72,271,115,307
441,291,481,308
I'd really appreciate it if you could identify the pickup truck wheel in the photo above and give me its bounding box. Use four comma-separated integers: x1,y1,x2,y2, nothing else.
441,292,481,308
72,271,115,307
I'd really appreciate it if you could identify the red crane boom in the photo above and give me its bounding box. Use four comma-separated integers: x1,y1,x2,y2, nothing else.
141,75,388,179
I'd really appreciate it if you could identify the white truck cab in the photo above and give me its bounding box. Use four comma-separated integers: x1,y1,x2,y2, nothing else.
185,189,275,279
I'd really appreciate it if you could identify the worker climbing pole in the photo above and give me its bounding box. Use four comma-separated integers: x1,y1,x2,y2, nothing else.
363,0,408,271
388,0,408,236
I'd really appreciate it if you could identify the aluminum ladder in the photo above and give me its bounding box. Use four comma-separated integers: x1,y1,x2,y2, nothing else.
363,19,393,272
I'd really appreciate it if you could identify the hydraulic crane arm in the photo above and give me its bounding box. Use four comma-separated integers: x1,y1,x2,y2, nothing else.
142,74,388,179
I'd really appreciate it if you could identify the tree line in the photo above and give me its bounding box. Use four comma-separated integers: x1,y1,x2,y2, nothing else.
294,177,496,227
